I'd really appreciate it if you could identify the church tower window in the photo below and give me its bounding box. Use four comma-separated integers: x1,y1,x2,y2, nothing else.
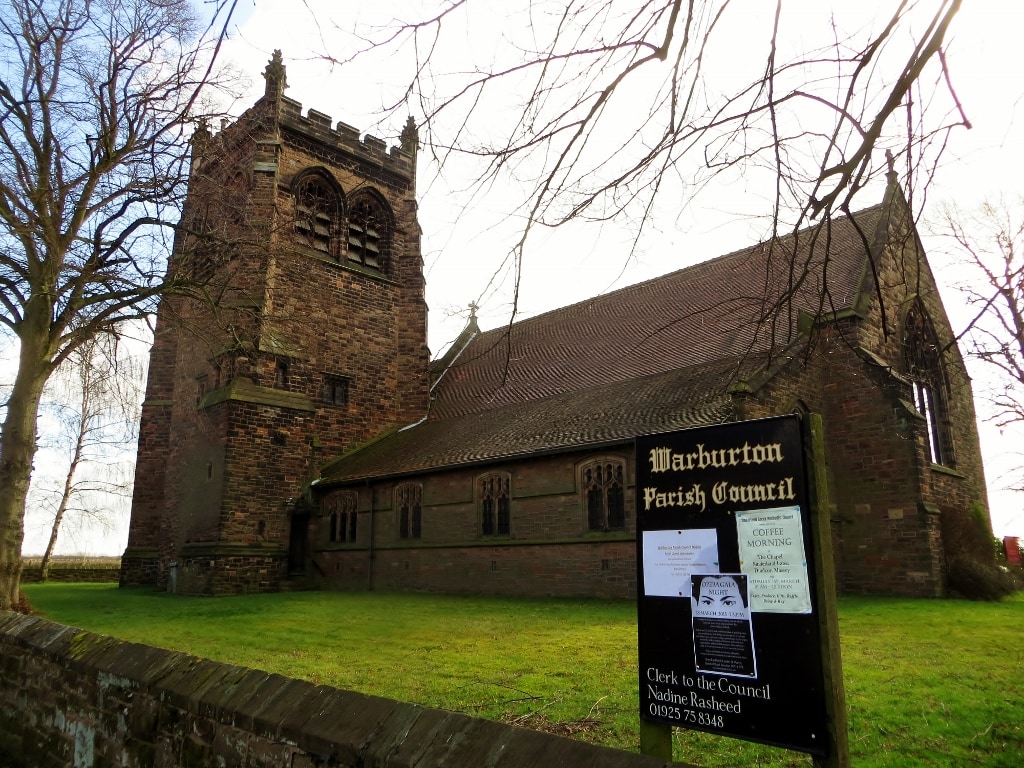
322,374,350,406
294,173,340,257
274,359,289,389
347,193,389,271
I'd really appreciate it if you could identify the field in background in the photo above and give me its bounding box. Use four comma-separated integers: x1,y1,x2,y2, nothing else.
21,585,1024,767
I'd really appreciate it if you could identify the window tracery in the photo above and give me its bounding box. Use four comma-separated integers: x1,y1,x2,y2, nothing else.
581,459,626,531
396,483,422,539
478,473,511,536
347,194,389,272
904,301,952,466
294,174,340,257
325,491,357,543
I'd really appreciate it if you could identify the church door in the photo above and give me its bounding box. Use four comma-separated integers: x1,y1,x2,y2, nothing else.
288,513,309,575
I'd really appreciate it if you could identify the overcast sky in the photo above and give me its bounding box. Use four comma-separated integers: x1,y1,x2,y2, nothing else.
220,1,1022,334
13,1,1024,553
219,1,1024,538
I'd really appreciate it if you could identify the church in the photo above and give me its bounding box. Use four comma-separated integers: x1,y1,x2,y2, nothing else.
120,54,991,599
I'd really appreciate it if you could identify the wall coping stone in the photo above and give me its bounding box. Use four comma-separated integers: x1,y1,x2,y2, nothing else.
0,611,688,768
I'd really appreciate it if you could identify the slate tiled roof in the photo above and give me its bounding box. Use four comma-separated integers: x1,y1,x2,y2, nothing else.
320,357,748,482
320,203,887,484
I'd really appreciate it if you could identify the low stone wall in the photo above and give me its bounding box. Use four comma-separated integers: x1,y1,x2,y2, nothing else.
20,557,121,584
0,612,682,768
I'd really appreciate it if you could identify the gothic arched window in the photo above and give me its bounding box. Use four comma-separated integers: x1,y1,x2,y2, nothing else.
478,473,511,536
581,458,626,531
324,491,357,543
347,193,391,272
904,301,952,467
294,173,341,257
396,483,422,540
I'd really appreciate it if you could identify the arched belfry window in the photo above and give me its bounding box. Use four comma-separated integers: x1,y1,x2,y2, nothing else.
347,192,391,272
293,173,341,257
581,458,626,531
904,301,952,467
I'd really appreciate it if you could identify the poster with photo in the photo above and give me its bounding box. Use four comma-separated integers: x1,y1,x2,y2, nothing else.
691,573,757,678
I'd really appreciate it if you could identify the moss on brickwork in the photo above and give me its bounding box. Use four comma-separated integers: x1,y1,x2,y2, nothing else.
68,630,107,661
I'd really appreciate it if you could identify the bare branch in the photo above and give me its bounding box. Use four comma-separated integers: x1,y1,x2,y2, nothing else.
0,0,239,608
936,197,1024,440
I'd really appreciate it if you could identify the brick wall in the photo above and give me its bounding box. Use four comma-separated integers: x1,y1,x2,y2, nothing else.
312,292,988,599
122,61,430,595
121,300,178,586
725,187,992,596
313,450,641,599
320,541,637,599
743,336,949,596
0,612,679,768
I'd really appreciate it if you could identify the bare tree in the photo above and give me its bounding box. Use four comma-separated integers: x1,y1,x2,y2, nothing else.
937,198,1024,434
31,330,143,580
341,0,968,330
0,0,238,609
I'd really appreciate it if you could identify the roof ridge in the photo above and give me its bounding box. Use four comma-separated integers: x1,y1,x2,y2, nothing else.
428,350,761,422
465,203,886,343
427,199,886,422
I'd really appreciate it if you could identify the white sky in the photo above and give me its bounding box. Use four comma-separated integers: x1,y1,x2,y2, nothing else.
218,1,1024,539
10,1,1024,553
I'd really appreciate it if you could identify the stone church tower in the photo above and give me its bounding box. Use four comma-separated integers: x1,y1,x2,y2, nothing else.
120,53,430,595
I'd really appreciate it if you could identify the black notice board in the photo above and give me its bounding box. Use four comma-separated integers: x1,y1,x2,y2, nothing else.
635,415,828,755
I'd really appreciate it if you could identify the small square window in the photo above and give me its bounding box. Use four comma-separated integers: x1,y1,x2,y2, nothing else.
274,360,289,389
323,375,350,405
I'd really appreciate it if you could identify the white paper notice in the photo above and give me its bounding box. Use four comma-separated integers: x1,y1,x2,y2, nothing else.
642,529,720,597
735,506,812,614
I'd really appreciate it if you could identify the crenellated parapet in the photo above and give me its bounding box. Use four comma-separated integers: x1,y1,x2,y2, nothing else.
276,96,415,175
192,50,417,182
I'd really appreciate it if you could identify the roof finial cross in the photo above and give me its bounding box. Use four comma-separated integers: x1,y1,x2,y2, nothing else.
884,148,898,186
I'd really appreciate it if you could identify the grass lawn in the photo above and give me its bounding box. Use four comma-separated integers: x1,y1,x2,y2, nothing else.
21,584,1024,767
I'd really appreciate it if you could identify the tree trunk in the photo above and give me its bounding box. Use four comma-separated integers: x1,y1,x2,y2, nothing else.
38,445,80,582
38,372,92,583
0,334,50,610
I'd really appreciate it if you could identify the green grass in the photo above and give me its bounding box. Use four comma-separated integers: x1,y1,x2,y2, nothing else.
21,584,1024,767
